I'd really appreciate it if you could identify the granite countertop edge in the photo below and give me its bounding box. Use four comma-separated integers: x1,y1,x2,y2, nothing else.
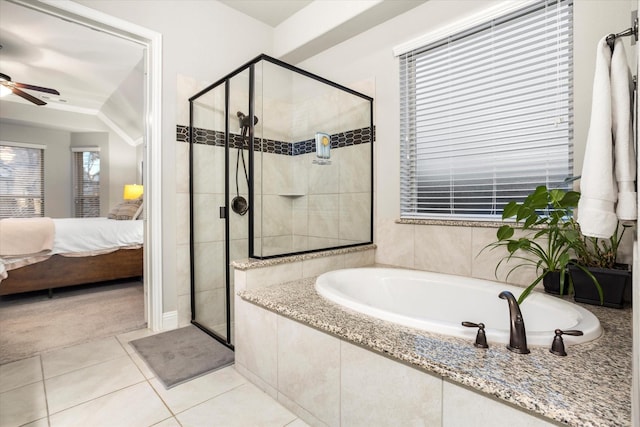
231,244,377,270
239,277,632,427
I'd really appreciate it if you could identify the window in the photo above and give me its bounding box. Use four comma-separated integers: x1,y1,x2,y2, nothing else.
72,147,101,217
399,0,573,220
0,142,45,218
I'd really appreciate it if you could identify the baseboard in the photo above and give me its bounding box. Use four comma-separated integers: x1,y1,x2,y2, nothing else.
162,310,178,331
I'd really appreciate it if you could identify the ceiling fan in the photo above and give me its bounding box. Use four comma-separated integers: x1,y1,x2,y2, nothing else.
0,72,60,106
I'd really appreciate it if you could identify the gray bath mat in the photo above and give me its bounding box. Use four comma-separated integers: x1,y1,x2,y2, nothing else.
131,325,234,389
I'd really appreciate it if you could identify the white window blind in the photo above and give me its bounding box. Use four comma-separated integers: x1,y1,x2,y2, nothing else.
73,149,101,217
400,0,573,220
0,143,45,218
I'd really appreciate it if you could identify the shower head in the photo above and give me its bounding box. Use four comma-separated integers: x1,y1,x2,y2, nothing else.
237,111,259,130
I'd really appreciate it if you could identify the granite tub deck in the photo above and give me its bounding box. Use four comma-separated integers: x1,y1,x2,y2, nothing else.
238,277,632,427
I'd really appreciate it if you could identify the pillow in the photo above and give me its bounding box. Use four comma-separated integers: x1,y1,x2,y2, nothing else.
108,199,143,220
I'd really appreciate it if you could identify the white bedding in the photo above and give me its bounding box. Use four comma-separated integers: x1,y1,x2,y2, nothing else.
51,218,143,254
0,218,143,276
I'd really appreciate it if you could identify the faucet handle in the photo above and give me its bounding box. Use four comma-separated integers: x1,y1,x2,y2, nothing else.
462,321,489,348
549,329,584,356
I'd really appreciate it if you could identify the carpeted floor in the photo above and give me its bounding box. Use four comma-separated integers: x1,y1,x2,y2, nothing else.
0,280,146,365
131,325,234,389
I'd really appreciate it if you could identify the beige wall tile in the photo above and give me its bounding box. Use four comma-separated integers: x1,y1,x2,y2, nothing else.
339,145,371,193
177,294,191,328
191,193,225,243
176,243,190,297
343,249,375,268
193,288,227,328
414,225,472,276
193,241,224,292
442,380,558,427
175,192,190,246
340,192,371,242
245,262,303,289
192,145,224,195
175,142,189,194
471,227,537,288
302,254,345,278
341,341,442,426
375,219,415,268
235,299,278,390
277,316,340,427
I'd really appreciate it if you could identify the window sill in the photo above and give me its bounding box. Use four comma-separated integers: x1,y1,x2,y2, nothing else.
395,218,505,228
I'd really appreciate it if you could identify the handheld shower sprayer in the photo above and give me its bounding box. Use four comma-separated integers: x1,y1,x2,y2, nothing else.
237,111,259,132
231,111,259,216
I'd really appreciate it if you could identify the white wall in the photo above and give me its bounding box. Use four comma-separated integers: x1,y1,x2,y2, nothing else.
76,0,274,313
74,0,636,317
0,120,138,218
298,0,636,285
0,122,71,218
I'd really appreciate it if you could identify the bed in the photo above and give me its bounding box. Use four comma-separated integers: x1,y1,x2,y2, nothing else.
0,217,143,296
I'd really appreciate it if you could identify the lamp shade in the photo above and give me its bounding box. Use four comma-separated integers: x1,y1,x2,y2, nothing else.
123,184,143,200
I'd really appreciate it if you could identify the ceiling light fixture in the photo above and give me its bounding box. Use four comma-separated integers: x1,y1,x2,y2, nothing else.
0,73,11,97
0,46,7,97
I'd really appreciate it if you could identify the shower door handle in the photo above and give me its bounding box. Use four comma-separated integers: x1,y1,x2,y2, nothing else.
219,206,227,219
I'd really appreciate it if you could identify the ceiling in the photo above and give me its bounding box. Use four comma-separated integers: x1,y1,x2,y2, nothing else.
0,0,422,138
0,1,144,112
218,0,314,27
0,0,315,126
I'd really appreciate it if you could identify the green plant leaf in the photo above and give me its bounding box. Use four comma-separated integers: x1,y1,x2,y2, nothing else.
506,240,520,253
529,186,550,209
502,201,519,219
516,206,534,222
549,189,565,205
523,214,537,229
560,191,580,207
496,225,514,240
517,273,546,304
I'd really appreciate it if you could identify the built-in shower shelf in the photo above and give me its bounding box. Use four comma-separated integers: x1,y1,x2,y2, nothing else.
278,193,305,198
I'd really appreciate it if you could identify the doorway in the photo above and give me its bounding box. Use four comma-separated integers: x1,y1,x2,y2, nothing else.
8,0,164,330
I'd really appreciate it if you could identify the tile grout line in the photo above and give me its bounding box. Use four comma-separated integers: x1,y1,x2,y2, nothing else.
39,354,52,427
115,330,182,425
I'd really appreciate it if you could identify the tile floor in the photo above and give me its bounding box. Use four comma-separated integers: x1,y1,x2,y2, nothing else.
0,328,309,427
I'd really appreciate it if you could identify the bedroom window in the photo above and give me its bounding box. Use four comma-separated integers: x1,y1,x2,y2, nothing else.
72,147,101,218
398,0,573,220
0,142,45,218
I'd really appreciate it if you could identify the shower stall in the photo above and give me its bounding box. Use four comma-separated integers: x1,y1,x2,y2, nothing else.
189,54,373,348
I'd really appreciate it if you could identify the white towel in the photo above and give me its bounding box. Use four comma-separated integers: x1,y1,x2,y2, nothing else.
611,38,637,221
578,37,618,238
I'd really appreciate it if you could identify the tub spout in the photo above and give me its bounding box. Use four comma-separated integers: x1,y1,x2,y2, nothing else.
498,291,530,354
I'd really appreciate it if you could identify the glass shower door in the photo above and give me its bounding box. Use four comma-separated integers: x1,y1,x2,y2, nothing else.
190,82,231,346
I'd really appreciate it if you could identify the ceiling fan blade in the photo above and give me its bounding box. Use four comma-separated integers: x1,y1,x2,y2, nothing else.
11,87,47,105
12,81,60,95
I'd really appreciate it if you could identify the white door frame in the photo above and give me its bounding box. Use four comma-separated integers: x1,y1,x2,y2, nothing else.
14,0,164,331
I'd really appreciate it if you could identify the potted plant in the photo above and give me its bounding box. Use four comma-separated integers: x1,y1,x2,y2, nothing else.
485,185,580,303
483,185,582,304
569,222,632,308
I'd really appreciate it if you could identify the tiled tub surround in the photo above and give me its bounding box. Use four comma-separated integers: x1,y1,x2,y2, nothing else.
235,274,632,427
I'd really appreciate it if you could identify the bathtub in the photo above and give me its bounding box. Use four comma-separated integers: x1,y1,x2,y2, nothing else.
315,268,602,347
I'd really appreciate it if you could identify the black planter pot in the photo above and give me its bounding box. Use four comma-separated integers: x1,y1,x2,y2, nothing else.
542,270,570,295
569,265,631,309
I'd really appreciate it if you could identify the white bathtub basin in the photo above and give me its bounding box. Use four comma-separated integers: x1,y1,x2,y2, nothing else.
315,268,602,347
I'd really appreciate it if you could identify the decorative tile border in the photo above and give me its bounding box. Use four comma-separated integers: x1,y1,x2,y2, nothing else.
176,125,373,156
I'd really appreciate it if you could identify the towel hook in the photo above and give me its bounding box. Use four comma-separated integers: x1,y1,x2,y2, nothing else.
606,11,638,52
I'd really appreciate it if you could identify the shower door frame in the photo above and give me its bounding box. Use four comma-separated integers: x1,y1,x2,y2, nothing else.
188,76,239,350
247,54,375,260
188,53,374,348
